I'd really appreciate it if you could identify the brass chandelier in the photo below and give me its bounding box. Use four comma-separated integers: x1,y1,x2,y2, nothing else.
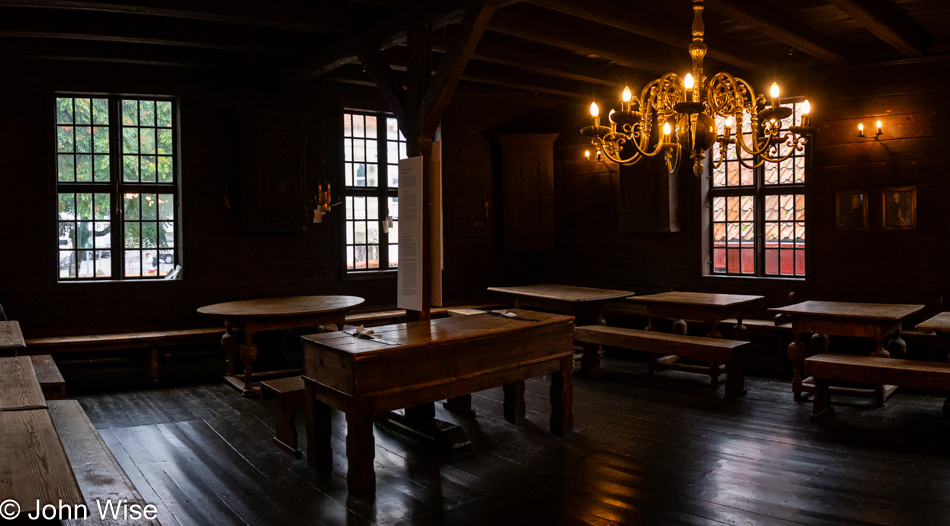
581,0,817,176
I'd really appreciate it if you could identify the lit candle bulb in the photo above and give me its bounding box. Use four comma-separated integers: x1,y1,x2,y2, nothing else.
684,73,694,102
662,121,672,143
876,120,883,135
724,115,733,140
858,122,865,137
585,150,591,162
622,86,632,112
801,99,811,127
590,102,599,127
608,109,617,132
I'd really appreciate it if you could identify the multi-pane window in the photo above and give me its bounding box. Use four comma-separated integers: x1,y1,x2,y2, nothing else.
709,101,807,277
56,96,178,280
342,111,406,272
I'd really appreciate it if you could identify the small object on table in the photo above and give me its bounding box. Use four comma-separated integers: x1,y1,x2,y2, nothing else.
198,295,364,397
261,376,306,457
0,320,25,357
769,300,924,402
301,309,574,497
627,292,763,382
487,284,634,374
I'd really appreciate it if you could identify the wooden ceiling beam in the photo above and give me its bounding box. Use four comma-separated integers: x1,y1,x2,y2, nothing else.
705,0,850,65
487,7,676,73
826,0,927,58
0,0,354,34
356,48,408,124
523,0,765,73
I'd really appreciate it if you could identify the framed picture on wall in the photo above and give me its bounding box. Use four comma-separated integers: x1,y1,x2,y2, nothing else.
882,186,916,230
835,190,868,230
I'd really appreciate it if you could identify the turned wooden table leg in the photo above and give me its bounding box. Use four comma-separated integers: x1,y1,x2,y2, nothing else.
305,380,332,471
645,315,657,332
811,333,829,353
222,328,237,377
503,381,526,423
788,332,809,401
550,356,573,435
888,332,907,359
811,378,834,421
345,403,376,497
871,334,890,358
732,316,749,341
672,318,688,335
239,331,258,396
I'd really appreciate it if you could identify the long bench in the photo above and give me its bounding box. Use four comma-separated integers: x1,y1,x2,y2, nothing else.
25,328,226,383
805,353,950,421
574,325,750,399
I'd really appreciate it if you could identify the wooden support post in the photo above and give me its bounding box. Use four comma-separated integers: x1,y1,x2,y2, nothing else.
502,380,526,423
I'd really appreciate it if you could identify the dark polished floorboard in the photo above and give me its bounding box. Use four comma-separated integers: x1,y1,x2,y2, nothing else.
75,355,950,526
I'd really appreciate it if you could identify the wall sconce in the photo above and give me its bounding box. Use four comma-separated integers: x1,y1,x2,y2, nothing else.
311,183,340,223
584,149,602,163
858,120,883,139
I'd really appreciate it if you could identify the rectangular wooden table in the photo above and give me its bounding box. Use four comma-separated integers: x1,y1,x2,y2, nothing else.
0,320,25,356
769,300,924,401
301,310,575,496
627,292,763,381
486,284,633,373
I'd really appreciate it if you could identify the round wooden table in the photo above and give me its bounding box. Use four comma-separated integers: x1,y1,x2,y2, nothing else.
198,295,364,396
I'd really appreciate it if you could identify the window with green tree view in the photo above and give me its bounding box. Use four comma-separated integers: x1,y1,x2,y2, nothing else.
56,96,179,280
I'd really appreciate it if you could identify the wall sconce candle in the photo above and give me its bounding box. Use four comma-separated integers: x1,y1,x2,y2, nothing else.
585,150,591,162
876,120,883,136
857,123,865,138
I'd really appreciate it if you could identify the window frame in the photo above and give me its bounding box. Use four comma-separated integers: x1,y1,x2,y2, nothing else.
53,94,181,283
340,109,404,279
703,97,809,280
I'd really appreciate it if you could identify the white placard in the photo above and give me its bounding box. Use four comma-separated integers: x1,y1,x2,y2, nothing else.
397,156,424,311
430,141,443,308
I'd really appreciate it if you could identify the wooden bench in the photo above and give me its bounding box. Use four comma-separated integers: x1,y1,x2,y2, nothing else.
261,376,306,457
574,325,750,399
26,327,225,384
50,400,161,525
30,354,65,400
805,353,950,421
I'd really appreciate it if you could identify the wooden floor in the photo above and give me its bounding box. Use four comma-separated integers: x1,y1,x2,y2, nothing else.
75,355,950,526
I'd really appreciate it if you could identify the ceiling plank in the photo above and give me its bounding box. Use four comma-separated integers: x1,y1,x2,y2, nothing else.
488,7,677,73
705,0,850,65
826,0,927,58
0,0,356,34
523,0,765,73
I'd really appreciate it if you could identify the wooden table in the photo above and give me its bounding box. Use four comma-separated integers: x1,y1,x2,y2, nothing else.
301,310,574,496
487,284,633,373
198,295,364,396
0,356,48,411
0,320,25,356
917,312,950,338
769,300,924,401
627,292,762,381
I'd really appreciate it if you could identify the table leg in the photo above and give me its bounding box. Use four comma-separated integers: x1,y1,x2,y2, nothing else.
732,316,748,341
811,378,834,421
788,332,809,401
221,328,237,377
645,315,657,332
672,319,688,335
578,307,606,375
240,332,259,396
704,315,720,339
871,334,890,358
888,332,907,359
503,381,526,423
345,403,376,497
305,381,332,471
550,356,573,435
811,333,829,353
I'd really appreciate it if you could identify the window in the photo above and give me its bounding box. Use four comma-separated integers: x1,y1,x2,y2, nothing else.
342,111,406,272
708,101,807,277
56,96,178,280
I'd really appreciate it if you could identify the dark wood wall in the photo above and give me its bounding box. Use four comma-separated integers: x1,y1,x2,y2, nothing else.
0,60,538,336
511,58,950,319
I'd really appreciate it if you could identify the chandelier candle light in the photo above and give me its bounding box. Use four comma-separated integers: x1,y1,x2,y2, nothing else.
581,0,817,176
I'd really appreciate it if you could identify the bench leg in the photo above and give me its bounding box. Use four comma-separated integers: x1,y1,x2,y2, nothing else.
345,404,376,497
579,341,603,375
274,395,301,458
146,344,159,385
811,378,835,421
305,381,332,472
443,394,475,416
503,381,526,423
550,356,573,435
788,334,809,401
944,395,950,419
708,361,721,384
222,330,238,377
723,354,747,400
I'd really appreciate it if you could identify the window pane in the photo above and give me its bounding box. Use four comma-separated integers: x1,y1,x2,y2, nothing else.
77,193,93,219
367,164,378,187
124,155,139,181
124,193,140,220
366,116,377,138
352,115,364,138
158,129,173,154
77,221,93,249
158,156,173,182
157,101,172,127
125,250,141,277
141,156,156,182
58,155,75,181
740,196,753,221
712,197,725,222
140,128,156,155
726,197,739,222
139,100,155,127
355,221,366,244
159,194,174,220
765,249,778,275
94,154,110,182
142,194,157,220
92,98,109,125
75,126,92,153
94,127,110,153
368,245,379,269
354,196,365,219
355,245,366,269
124,222,140,248
56,98,73,124
94,193,110,219
368,222,379,244
387,118,398,140
343,114,352,137
160,221,174,247
75,98,91,125
367,197,378,220
123,128,138,154
765,195,778,220
122,100,138,126
58,126,73,153
389,164,398,188
389,244,399,268
713,248,726,273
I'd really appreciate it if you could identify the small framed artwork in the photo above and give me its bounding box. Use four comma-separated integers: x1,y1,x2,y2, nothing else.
835,190,867,230
882,186,916,230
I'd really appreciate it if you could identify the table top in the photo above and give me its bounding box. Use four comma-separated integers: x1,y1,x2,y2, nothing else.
303,309,574,357
0,320,25,350
768,301,924,321
628,292,764,308
487,284,634,303
0,356,47,411
0,409,85,515
916,312,950,333
198,295,364,318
